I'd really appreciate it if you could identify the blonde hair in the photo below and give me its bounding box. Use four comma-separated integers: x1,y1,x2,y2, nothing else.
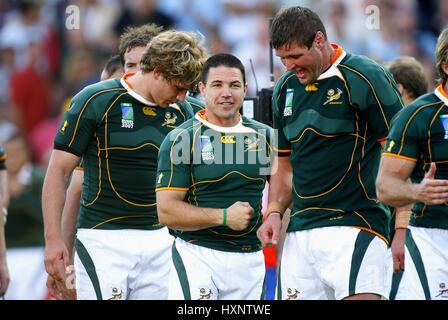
436,26,448,83
140,30,207,88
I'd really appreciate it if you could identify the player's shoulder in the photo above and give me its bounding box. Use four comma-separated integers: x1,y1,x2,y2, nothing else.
185,96,205,113
242,116,273,131
72,78,124,104
273,71,297,95
339,52,391,81
395,92,443,122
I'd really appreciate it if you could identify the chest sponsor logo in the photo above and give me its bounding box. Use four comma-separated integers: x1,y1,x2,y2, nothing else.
221,135,236,144
121,103,134,128
143,107,157,116
305,82,318,91
200,135,214,161
440,114,448,139
323,88,343,105
162,111,178,128
283,88,294,117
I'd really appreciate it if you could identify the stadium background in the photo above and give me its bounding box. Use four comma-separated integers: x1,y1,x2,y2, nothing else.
0,0,444,299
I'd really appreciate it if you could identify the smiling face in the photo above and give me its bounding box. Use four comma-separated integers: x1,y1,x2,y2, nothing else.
199,65,247,126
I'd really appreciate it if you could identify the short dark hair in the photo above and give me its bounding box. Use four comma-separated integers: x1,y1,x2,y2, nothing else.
388,56,428,100
118,23,163,66
102,55,123,78
271,6,327,49
200,53,246,84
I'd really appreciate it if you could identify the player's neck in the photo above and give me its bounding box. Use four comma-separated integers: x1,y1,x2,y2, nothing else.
204,110,240,127
321,43,335,74
127,72,155,103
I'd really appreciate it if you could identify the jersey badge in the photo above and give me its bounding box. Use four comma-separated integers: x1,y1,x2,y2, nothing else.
60,120,69,134
121,103,134,128
385,141,395,153
323,88,343,105
436,283,448,298
440,114,448,139
283,88,294,117
286,288,300,300
162,111,178,128
107,287,123,300
200,135,214,161
198,288,212,300
244,137,260,152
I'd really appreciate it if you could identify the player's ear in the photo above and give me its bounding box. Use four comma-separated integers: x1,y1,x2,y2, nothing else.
198,81,206,97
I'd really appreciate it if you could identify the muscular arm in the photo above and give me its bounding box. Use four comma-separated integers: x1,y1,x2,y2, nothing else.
376,156,448,207
157,190,253,232
42,149,80,280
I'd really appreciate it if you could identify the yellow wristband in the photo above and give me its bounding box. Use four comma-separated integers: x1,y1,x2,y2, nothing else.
395,211,411,229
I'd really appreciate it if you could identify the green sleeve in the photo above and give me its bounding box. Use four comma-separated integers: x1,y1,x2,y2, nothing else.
156,126,193,190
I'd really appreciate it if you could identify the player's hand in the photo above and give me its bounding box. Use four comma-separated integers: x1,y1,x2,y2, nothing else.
226,202,253,231
416,163,448,205
47,272,77,300
257,212,282,247
391,228,406,273
44,239,70,283
0,258,9,296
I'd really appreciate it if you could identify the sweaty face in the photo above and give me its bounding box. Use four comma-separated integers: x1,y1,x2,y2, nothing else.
275,42,324,85
199,66,247,126
124,46,146,73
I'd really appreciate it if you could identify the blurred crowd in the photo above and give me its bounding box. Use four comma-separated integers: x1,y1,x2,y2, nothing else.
0,0,446,299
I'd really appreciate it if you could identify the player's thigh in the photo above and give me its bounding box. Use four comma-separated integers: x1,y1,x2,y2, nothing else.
74,229,134,300
128,228,173,299
168,238,217,300
403,227,448,300
316,227,388,300
278,231,329,300
218,250,265,300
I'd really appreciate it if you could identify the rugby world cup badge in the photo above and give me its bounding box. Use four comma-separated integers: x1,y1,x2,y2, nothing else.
200,135,214,161
440,114,448,139
121,103,134,128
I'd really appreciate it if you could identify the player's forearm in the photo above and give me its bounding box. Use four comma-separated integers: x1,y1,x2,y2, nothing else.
376,175,417,207
61,183,81,253
0,217,6,259
158,198,223,231
0,171,9,208
42,167,71,241
267,157,292,216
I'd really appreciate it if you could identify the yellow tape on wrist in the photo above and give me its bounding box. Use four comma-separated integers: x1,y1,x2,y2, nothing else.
265,202,284,219
395,211,411,229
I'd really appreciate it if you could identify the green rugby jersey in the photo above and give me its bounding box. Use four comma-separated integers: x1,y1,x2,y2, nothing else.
186,96,205,114
273,45,403,242
54,75,194,230
156,110,274,252
383,85,448,230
